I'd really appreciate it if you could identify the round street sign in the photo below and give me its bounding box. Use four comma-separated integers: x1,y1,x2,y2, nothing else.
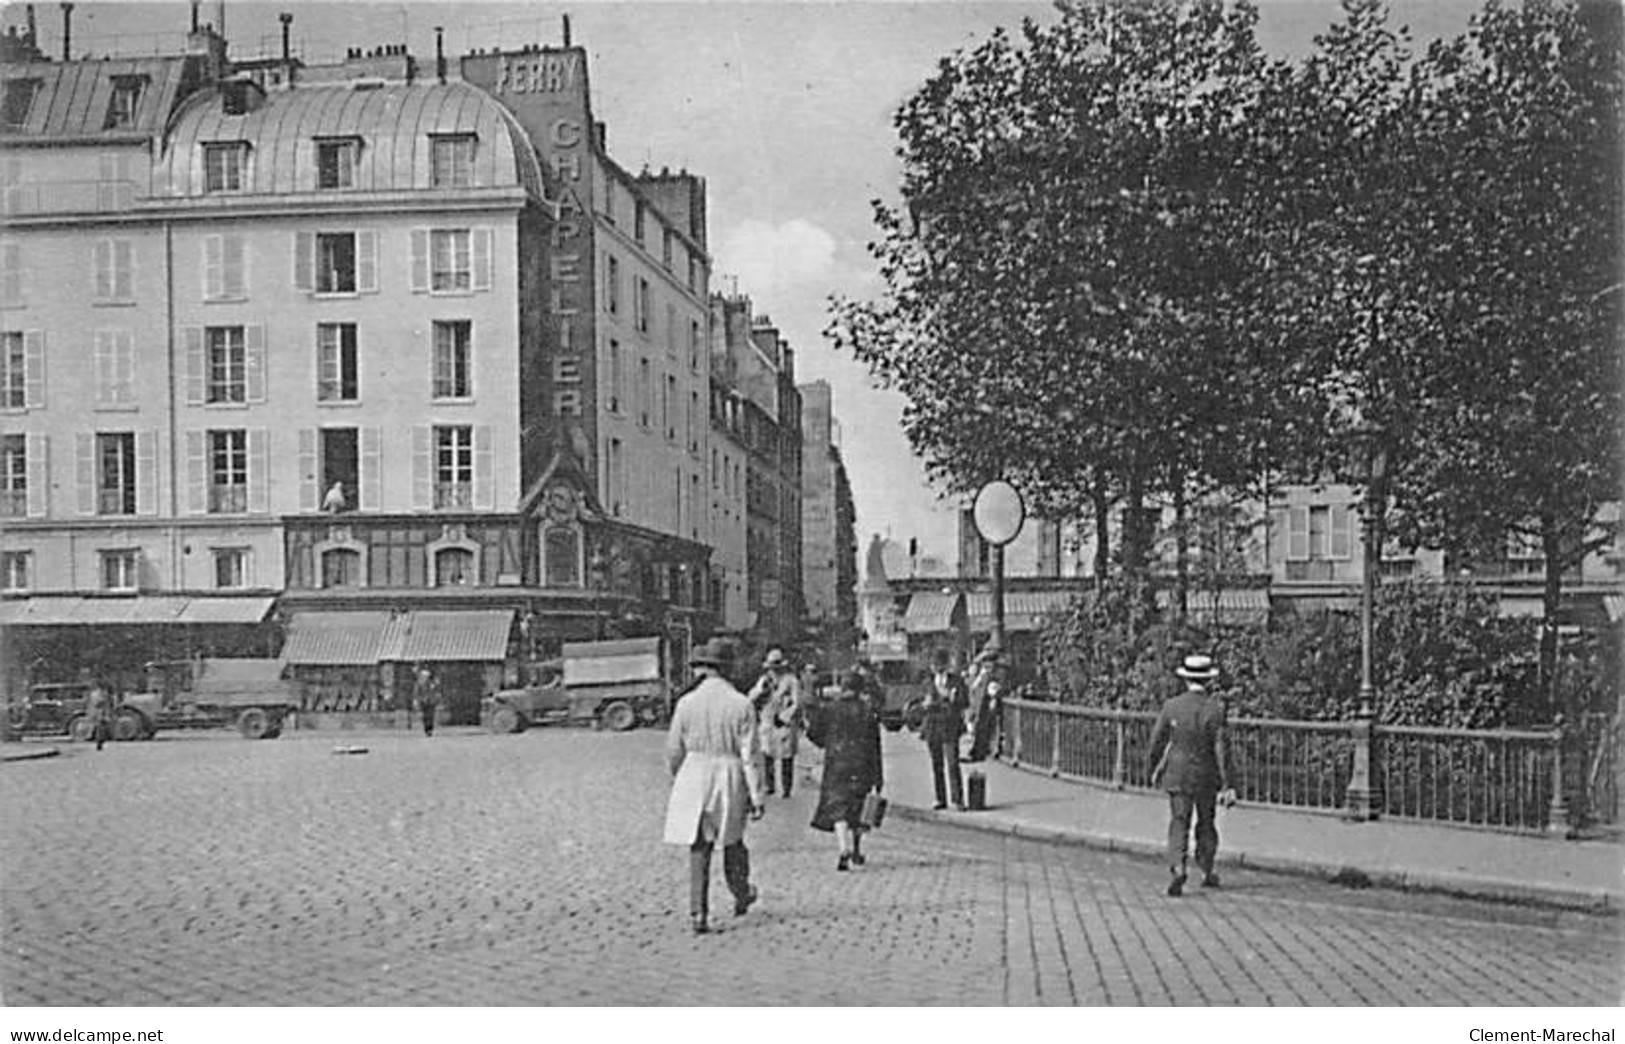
972,480,1026,546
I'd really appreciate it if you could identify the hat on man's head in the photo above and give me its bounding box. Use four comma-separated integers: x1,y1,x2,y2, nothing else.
689,638,734,670
1175,654,1219,681
762,648,788,669
974,641,1004,664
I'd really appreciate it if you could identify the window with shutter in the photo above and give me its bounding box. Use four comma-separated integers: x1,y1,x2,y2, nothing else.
0,550,29,592
0,433,24,517
1,331,26,409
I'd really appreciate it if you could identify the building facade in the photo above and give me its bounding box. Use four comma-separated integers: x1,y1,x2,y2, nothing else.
800,380,857,661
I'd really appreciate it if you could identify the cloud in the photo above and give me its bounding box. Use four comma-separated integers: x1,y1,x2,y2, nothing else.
714,218,840,297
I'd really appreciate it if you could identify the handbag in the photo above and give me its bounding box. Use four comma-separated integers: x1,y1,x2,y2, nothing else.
859,791,888,829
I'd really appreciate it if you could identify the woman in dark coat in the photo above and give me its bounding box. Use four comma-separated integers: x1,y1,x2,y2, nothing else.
805,670,884,871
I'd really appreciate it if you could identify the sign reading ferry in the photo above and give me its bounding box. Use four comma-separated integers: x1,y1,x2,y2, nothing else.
494,53,581,94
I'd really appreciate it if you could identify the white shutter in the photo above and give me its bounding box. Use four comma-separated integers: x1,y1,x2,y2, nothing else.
247,428,269,514
135,429,157,515
410,229,429,293
94,240,113,301
113,240,132,300
184,328,205,404
24,433,47,517
222,235,246,299
472,227,492,291
360,426,382,510
411,426,431,509
244,324,266,402
23,331,44,408
298,429,318,512
1330,504,1353,560
293,231,314,291
186,430,206,514
203,235,223,300
1287,506,1310,562
94,330,113,404
473,424,494,509
75,433,94,515
357,230,377,293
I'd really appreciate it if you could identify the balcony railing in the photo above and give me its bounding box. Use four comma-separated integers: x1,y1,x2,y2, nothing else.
434,482,472,510
1002,697,1610,834
2,181,136,216
0,490,24,517
209,485,247,514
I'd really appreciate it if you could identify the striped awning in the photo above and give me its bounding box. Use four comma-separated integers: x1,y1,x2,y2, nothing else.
966,590,1077,632
387,609,514,662
282,611,394,665
1160,588,1271,624
900,592,960,634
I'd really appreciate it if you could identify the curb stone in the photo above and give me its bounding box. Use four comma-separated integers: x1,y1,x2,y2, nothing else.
890,800,1620,915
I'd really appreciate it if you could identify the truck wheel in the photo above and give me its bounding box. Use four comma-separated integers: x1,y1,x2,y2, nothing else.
113,710,144,742
68,715,93,742
237,708,271,740
489,705,522,734
600,700,636,732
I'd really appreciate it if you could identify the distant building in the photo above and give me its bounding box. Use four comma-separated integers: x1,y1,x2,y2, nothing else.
800,380,857,661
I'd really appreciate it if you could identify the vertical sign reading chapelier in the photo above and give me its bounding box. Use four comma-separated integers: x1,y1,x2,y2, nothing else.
463,47,597,471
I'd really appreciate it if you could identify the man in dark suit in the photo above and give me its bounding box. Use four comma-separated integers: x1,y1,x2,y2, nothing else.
921,647,969,810
1147,654,1236,897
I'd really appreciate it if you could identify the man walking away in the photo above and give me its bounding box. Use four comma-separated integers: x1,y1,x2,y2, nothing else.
663,639,765,934
920,648,968,811
85,677,115,752
1146,654,1236,897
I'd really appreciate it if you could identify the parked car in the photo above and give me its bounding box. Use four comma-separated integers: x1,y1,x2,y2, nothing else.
484,637,669,733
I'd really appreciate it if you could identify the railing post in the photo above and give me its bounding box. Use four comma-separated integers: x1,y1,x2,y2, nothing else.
1010,701,1023,765
1344,707,1381,820
1111,707,1126,789
1547,714,1571,837
1050,704,1062,777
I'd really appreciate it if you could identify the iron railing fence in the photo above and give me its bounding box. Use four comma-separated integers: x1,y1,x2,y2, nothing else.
1001,698,1618,834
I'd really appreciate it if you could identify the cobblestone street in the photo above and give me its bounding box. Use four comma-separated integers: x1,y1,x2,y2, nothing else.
2,728,1619,1006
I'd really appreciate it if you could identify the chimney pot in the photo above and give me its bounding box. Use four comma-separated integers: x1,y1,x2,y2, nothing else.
59,2,71,62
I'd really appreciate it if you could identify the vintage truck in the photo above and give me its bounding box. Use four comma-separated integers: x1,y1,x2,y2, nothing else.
483,637,669,733
109,658,299,740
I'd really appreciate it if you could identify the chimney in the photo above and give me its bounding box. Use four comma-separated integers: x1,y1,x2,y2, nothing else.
59,2,70,61
279,12,291,62
26,4,36,45
562,14,571,48
189,0,198,33
434,25,444,83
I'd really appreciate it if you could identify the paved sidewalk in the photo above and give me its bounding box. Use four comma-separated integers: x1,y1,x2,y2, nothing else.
877,731,1625,912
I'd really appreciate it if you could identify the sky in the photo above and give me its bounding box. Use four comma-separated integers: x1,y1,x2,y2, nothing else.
16,0,1486,567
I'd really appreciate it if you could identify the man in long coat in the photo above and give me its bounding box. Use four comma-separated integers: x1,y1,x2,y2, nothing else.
748,648,803,798
1146,653,1235,897
920,647,968,811
663,639,765,934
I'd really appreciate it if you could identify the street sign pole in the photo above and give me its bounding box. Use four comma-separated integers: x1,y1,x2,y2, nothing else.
972,479,1026,658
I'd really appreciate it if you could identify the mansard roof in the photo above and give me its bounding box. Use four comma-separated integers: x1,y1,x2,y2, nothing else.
0,56,199,140
156,78,542,198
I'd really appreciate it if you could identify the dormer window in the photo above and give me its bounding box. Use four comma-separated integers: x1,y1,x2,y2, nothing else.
1,79,39,131
316,138,358,190
104,76,146,130
203,143,247,193
430,134,475,189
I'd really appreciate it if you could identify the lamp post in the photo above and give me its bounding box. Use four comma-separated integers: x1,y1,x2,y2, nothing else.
1345,423,1387,820
972,479,1026,657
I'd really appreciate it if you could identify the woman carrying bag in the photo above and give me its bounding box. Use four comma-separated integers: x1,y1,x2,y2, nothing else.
805,668,884,871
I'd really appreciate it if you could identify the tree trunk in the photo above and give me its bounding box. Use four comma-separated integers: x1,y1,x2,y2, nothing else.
1539,512,1563,709
1092,487,1110,581
1173,475,1189,623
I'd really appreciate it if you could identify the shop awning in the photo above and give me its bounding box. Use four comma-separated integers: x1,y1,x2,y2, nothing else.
1162,588,1272,625
0,595,273,626
177,596,275,625
0,595,189,625
282,611,394,665
966,590,1077,632
387,609,514,662
900,592,960,634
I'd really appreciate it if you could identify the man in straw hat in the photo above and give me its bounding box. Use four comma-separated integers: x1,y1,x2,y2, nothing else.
1146,653,1236,897
663,638,766,934
747,647,804,798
